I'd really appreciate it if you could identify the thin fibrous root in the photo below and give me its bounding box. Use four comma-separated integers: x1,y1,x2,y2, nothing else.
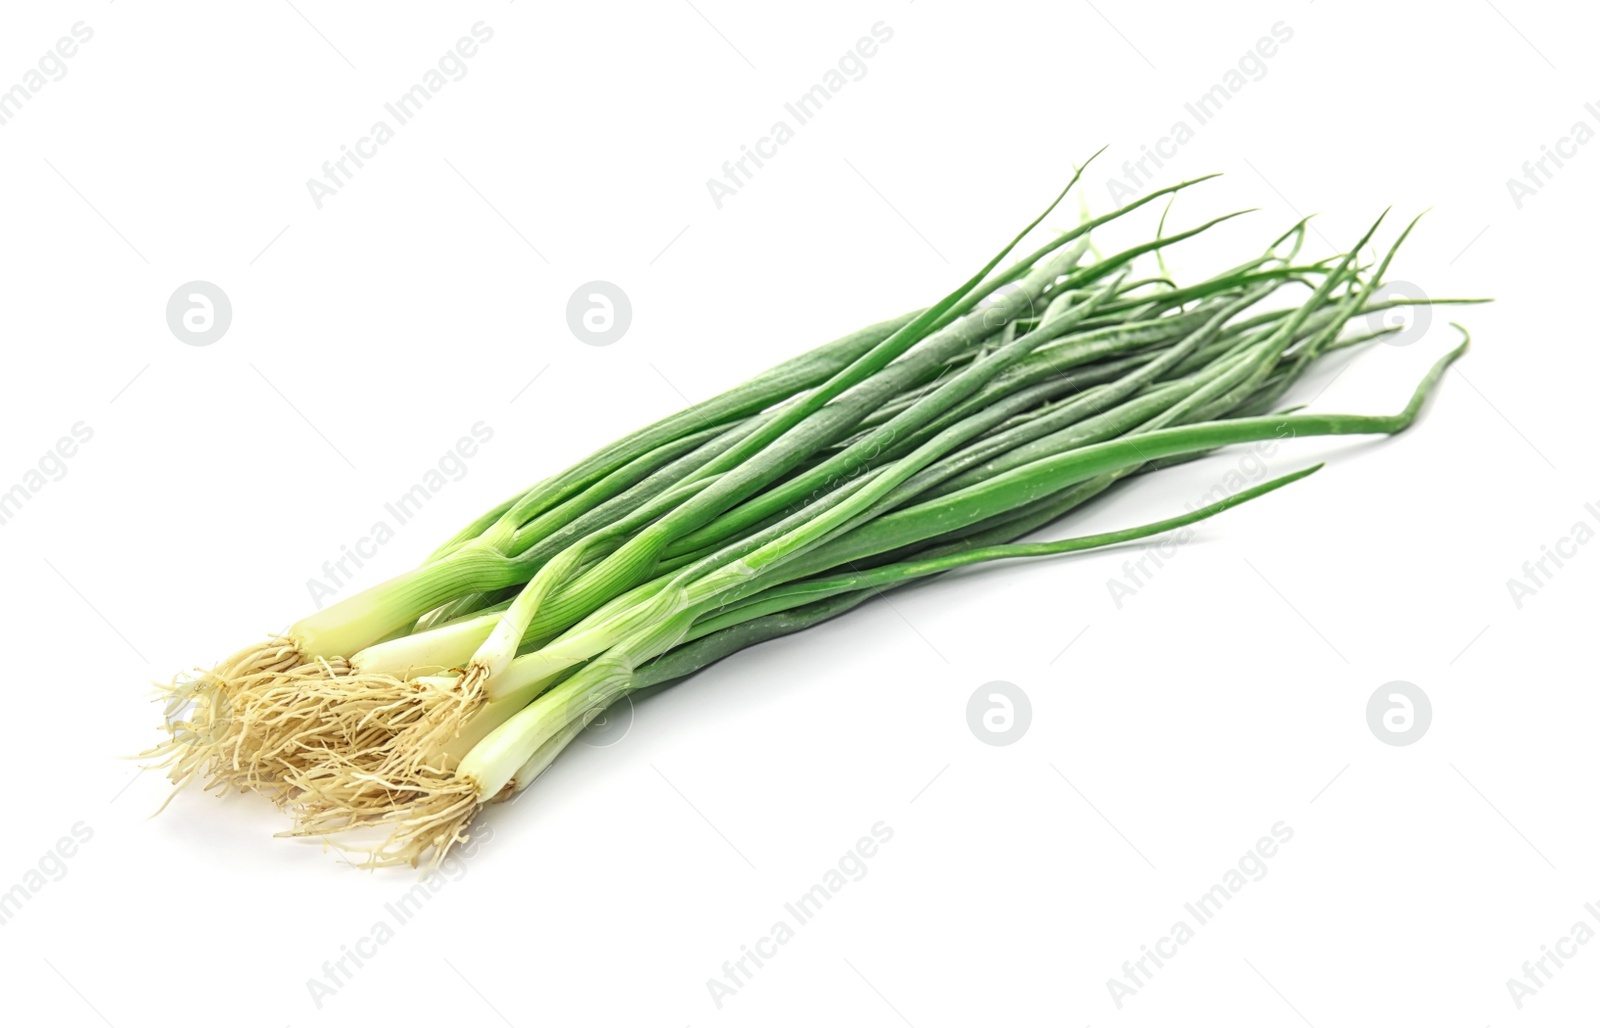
147,639,496,808
209,664,491,828
365,664,490,780
143,636,350,803
283,759,484,868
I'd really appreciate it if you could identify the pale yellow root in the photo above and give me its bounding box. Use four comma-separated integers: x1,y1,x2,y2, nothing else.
265,665,492,864
232,663,490,798
367,665,489,778
144,637,338,802
282,687,615,868
284,759,487,868
146,638,498,810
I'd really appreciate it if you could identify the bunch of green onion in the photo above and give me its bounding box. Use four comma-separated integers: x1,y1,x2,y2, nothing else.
149,163,1481,865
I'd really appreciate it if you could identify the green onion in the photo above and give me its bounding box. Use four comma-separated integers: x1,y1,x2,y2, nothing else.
149,161,1482,865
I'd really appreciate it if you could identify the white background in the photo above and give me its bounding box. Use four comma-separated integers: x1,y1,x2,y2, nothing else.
0,1,1594,1025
